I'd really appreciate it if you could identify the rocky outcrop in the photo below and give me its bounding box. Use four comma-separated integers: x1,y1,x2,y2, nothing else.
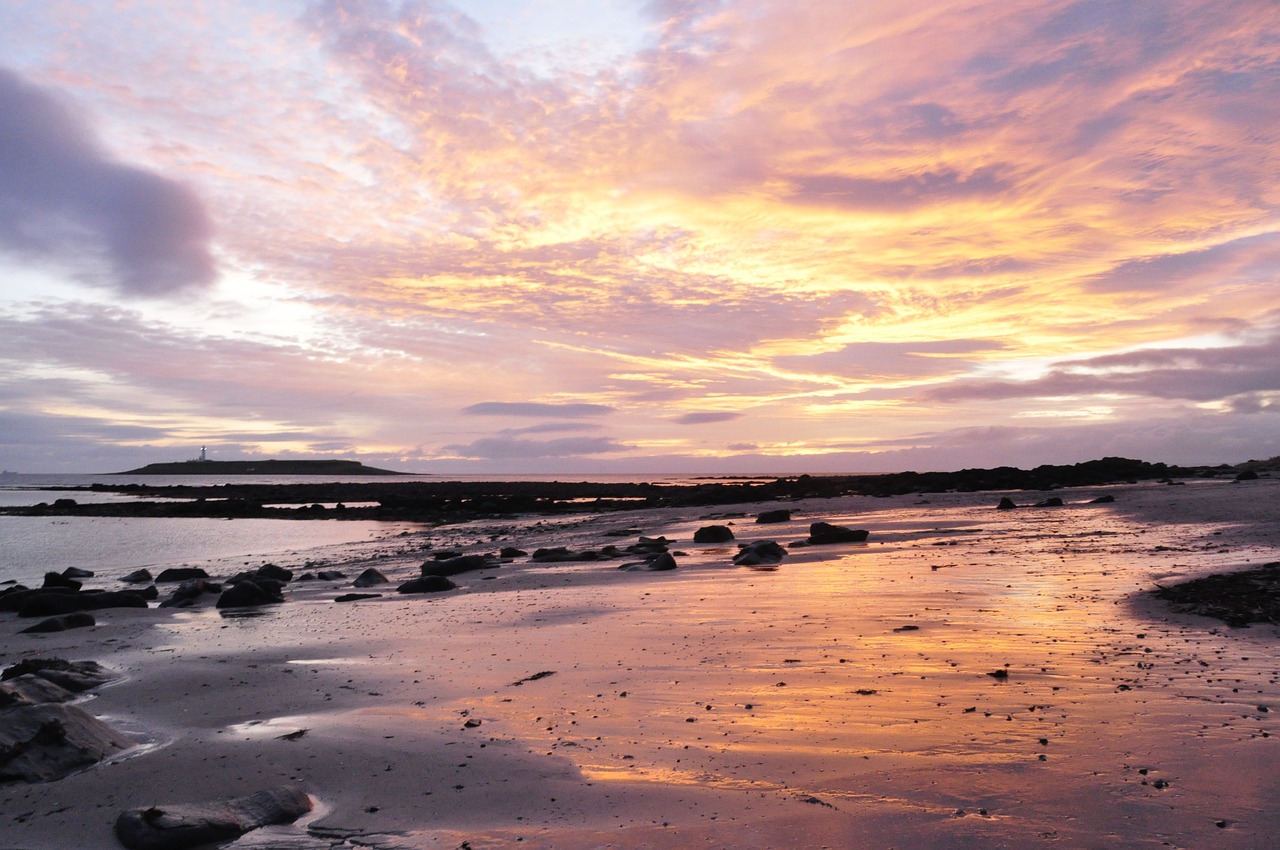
216,579,284,609
620,552,678,572
420,554,500,577
352,568,389,588
693,525,735,543
733,540,787,567
397,576,458,594
114,784,313,850
807,522,869,544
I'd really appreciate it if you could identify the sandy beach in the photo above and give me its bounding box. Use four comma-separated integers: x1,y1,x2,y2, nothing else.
2,477,1278,849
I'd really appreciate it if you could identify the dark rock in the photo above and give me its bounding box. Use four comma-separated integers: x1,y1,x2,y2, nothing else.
1153,562,1280,627
397,576,458,594
421,554,499,576
61,567,95,579
997,497,1017,510
159,579,220,608
334,593,382,603
120,569,154,584
1033,497,1064,507
0,703,132,782
620,552,678,572
693,525,735,543
316,570,346,581
0,675,72,706
1,658,114,693
154,568,210,583
352,568,389,588
1089,495,1116,504
1236,469,1259,481
500,547,528,559
254,564,293,582
531,547,600,562
114,784,312,850
42,572,81,591
19,590,149,617
755,509,792,524
733,540,787,567
807,522,869,544
216,579,283,608
20,612,96,634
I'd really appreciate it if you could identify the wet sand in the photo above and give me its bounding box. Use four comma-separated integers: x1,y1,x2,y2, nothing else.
3,479,1278,849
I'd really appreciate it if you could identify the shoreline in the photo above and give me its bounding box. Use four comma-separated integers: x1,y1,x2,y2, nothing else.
2,480,1278,848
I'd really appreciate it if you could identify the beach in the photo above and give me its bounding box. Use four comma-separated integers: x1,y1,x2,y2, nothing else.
2,477,1278,849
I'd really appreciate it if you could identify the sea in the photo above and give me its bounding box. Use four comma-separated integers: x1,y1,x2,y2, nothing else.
0,471,784,588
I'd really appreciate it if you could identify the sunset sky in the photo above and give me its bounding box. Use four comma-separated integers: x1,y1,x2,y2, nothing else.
1,1,1278,474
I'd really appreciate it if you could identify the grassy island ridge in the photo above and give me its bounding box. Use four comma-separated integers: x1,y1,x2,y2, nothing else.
116,459,405,476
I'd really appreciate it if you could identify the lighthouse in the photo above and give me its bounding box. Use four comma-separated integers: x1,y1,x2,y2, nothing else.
199,446,208,462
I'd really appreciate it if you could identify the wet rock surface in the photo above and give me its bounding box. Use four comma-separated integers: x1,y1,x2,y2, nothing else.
1153,562,1280,627
114,784,313,850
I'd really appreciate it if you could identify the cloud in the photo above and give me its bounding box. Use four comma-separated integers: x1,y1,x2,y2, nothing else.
442,434,629,459
784,166,1014,212
0,68,216,296
462,401,615,417
676,411,743,425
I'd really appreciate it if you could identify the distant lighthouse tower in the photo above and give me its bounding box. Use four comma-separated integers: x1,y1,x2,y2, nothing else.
199,445,208,462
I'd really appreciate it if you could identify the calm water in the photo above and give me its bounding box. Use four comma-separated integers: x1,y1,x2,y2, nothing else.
0,470,812,588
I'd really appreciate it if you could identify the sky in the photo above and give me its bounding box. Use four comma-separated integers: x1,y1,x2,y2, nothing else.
1,0,1278,475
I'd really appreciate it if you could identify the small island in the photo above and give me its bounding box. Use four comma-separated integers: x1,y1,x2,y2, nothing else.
116,459,404,476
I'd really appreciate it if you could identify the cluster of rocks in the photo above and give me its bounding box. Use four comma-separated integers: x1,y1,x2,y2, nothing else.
1153,562,1280,628
996,494,1116,510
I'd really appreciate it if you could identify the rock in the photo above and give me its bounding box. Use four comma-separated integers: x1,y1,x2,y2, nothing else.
334,593,382,603
1,658,114,693
254,564,293,582
997,497,1017,510
693,525,735,543
61,567,95,579
42,571,81,591
114,784,312,850
397,576,458,594
316,570,346,581
1033,497,1064,507
807,522,869,544
421,554,499,576
20,612,96,634
159,579,221,609
1,675,76,706
733,540,788,566
120,569,154,584
1236,469,1260,481
500,547,528,559
620,552,678,572
531,547,600,562
352,568,389,588
0,702,132,782
216,579,283,609
154,568,210,583
19,590,149,617
755,509,792,524
1089,495,1116,504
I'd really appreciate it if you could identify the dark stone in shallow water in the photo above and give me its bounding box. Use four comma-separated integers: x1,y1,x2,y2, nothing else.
114,784,313,850
155,568,209,583
693,525,735,543
755,509,792,524
20,612,96,634
807,522,869,544
120,569,153,584
733,540,787,566
352,568,389,588
216,579,283,609
997,497,1017,510
0,702,131,783
398,575,457,594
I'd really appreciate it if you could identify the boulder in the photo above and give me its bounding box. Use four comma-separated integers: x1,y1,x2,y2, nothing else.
20,612,96,634
755,509,792,524
120,569,154,584
733,540,787,567
352,568,389,588
531,547,600,562
397,576,458,594
154,568,210,583
996,497,1017,510
1033,497,1064,507
334,593,382,603
0,675,74,706
619,552,678,572
61,567,95,579
500,547,528,559
1,658,114,693
216,579,283,609
254,564,293,582
19,590,149,617
42,572,81,591
807,522,869,544
1089,494,1116,504
0,702,132,782
114,784,312,850
421,554,499,577
159,579,221,609
316,570,346,581
1236,469,1260,481
693,525,735,544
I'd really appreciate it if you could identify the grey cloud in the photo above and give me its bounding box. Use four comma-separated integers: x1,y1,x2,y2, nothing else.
0,68,216,296
443,434,629,459
924,332,1280,405
462,402,615,417
1084,233,1280,294
778,340,1009,380
676,411,742,425
784,166,1013,212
